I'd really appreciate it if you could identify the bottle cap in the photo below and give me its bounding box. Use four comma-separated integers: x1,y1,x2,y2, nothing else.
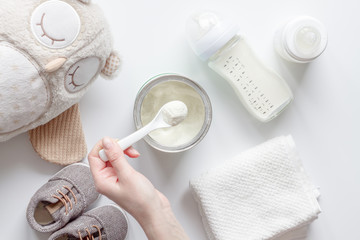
284,16,328,61
186,11,240,61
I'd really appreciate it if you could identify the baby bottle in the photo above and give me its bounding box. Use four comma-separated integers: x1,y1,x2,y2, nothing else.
274,16,328,63
186,12,293,122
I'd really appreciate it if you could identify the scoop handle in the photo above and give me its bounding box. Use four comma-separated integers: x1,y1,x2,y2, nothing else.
99,122,157,161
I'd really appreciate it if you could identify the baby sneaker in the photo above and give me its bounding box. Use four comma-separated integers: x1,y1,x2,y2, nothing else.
48,205,128,240
27,163,99,233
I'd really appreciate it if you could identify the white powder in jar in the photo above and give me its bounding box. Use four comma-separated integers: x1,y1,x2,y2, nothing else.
141,81,205,147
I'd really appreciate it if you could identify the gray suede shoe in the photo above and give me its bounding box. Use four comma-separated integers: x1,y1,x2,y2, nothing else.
27,163,99,233
48,205,128,240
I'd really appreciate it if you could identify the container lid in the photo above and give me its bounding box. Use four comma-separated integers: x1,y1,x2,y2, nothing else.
284,16,328,61
186,11,240,61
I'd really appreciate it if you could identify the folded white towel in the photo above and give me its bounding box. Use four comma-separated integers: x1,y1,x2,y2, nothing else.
190,135,321,240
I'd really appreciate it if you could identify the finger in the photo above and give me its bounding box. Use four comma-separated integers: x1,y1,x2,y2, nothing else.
124,147,140,158
102,137,133,177
88,139,107,176
88,138,105,159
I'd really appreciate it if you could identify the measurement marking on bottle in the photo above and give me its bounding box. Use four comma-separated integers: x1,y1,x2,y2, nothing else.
217,56,274,116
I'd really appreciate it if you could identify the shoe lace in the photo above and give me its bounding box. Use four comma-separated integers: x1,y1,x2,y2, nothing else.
52,185,78,215
78,225,102,240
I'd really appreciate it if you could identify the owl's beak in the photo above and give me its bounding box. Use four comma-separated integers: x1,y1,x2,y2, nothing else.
45,57,67,73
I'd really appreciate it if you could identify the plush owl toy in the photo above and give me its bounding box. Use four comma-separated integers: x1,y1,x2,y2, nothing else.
0,0,121,165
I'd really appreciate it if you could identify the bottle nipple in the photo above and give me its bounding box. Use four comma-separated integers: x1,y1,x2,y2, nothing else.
197,12,219,34
294,26,321,55
186,11,240,61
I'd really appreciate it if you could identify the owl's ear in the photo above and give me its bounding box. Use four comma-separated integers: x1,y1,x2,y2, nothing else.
101,52,121,80
78,0,91,4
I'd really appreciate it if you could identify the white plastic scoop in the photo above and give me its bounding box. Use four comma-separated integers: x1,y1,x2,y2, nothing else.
99,101,188,161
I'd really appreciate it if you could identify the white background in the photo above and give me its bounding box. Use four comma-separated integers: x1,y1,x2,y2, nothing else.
0,0,359,239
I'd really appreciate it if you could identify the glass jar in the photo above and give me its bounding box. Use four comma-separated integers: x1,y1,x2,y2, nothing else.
133,74,212,153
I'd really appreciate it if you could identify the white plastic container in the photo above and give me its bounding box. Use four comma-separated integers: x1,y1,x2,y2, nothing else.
186,12,293,122
274,16,328,63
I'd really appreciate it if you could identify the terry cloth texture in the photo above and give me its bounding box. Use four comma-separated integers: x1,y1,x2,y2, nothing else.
0,0,114,142
49,205,128,240
190,135,321,240
26,163,99,233
29,104,87,165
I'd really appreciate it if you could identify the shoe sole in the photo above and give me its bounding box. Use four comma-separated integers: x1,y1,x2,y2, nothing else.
111,204,129,240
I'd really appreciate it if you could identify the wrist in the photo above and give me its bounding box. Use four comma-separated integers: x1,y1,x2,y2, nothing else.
133,196,189,240
139,206,182,240
134,195,171,229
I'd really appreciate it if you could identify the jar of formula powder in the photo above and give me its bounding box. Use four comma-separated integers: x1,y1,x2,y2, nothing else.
133,74,212,153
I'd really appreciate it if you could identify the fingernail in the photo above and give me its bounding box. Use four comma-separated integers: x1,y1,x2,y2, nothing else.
129,148,140,156
103,137,113,150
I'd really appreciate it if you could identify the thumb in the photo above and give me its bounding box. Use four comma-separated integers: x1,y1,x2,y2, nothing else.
102,137,132,176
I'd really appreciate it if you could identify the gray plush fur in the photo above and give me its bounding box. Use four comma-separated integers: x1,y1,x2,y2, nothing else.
0,0,116,141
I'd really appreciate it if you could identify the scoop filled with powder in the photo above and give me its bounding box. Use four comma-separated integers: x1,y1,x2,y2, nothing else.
162,100,188,126
141,80,206,148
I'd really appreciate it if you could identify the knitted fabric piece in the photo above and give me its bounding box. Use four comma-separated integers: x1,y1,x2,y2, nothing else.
190,135,321,240
27,163,99,233
29,104,87,165
49,205,128,240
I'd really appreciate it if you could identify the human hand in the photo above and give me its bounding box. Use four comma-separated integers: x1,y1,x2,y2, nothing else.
88,137,166,218
88,137,189,240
